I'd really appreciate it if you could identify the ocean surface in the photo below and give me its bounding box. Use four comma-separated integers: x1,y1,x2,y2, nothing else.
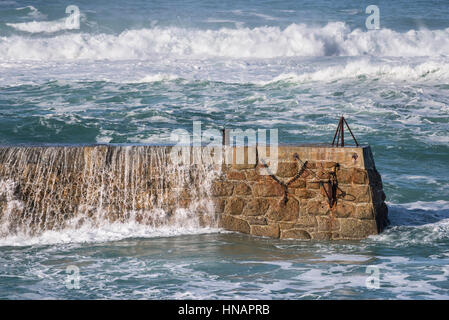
1,0,449,299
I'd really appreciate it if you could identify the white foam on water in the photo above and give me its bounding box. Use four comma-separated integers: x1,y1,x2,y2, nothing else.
247,12,278,21
2,23,449,60
371,222,449,246
1,55,449,89
7,18,70,33
146,116,177,123
239,260,294,270
259,59,449,84
312,254,372,263
0,220,221,247
392,200,449,211
204,18,244,29
373,259,449,299
338,9,360,15
131,73,180,83
367,201,449,246
7,8,87,34
402,175,438,185
423,133,449,145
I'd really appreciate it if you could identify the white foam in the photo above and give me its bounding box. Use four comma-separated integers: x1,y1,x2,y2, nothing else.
391,200,449,211
248,12,278,21
2,22,449,60
368,201,449,246
313,254,372,263
15,5,46,19
423,133,449,145
261,59,449,84
1,54,449,88
7,18,69,33
0,221,221,247
338,9,360,15
370,218,449,247
132,73,179,83
405,175,438,184
204,18,244,28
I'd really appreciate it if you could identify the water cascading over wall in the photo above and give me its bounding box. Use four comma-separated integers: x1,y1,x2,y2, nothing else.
0,145,221,237
0,144,389,240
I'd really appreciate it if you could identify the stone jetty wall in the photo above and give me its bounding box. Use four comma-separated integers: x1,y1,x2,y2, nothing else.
216,145,388,240
0,145,388,239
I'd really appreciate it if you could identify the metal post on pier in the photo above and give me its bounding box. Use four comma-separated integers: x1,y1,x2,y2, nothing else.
331,116,359,147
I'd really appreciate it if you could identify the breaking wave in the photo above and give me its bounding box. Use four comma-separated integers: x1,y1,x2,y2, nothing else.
6,18,70,33
1,22,449,60
15,5,46,19
261,59,449,83
368,201,449,247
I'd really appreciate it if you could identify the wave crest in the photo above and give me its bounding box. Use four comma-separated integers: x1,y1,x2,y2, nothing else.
2,22,449,60
7,18,70,33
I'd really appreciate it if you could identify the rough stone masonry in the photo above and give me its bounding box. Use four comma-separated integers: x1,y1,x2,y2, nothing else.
0,144,388,240
216,145,388,240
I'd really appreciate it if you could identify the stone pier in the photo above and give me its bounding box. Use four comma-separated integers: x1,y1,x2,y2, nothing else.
0,144,388,240
216,145,388,240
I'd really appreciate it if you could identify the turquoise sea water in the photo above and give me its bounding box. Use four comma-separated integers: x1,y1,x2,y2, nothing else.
0,0,449,299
